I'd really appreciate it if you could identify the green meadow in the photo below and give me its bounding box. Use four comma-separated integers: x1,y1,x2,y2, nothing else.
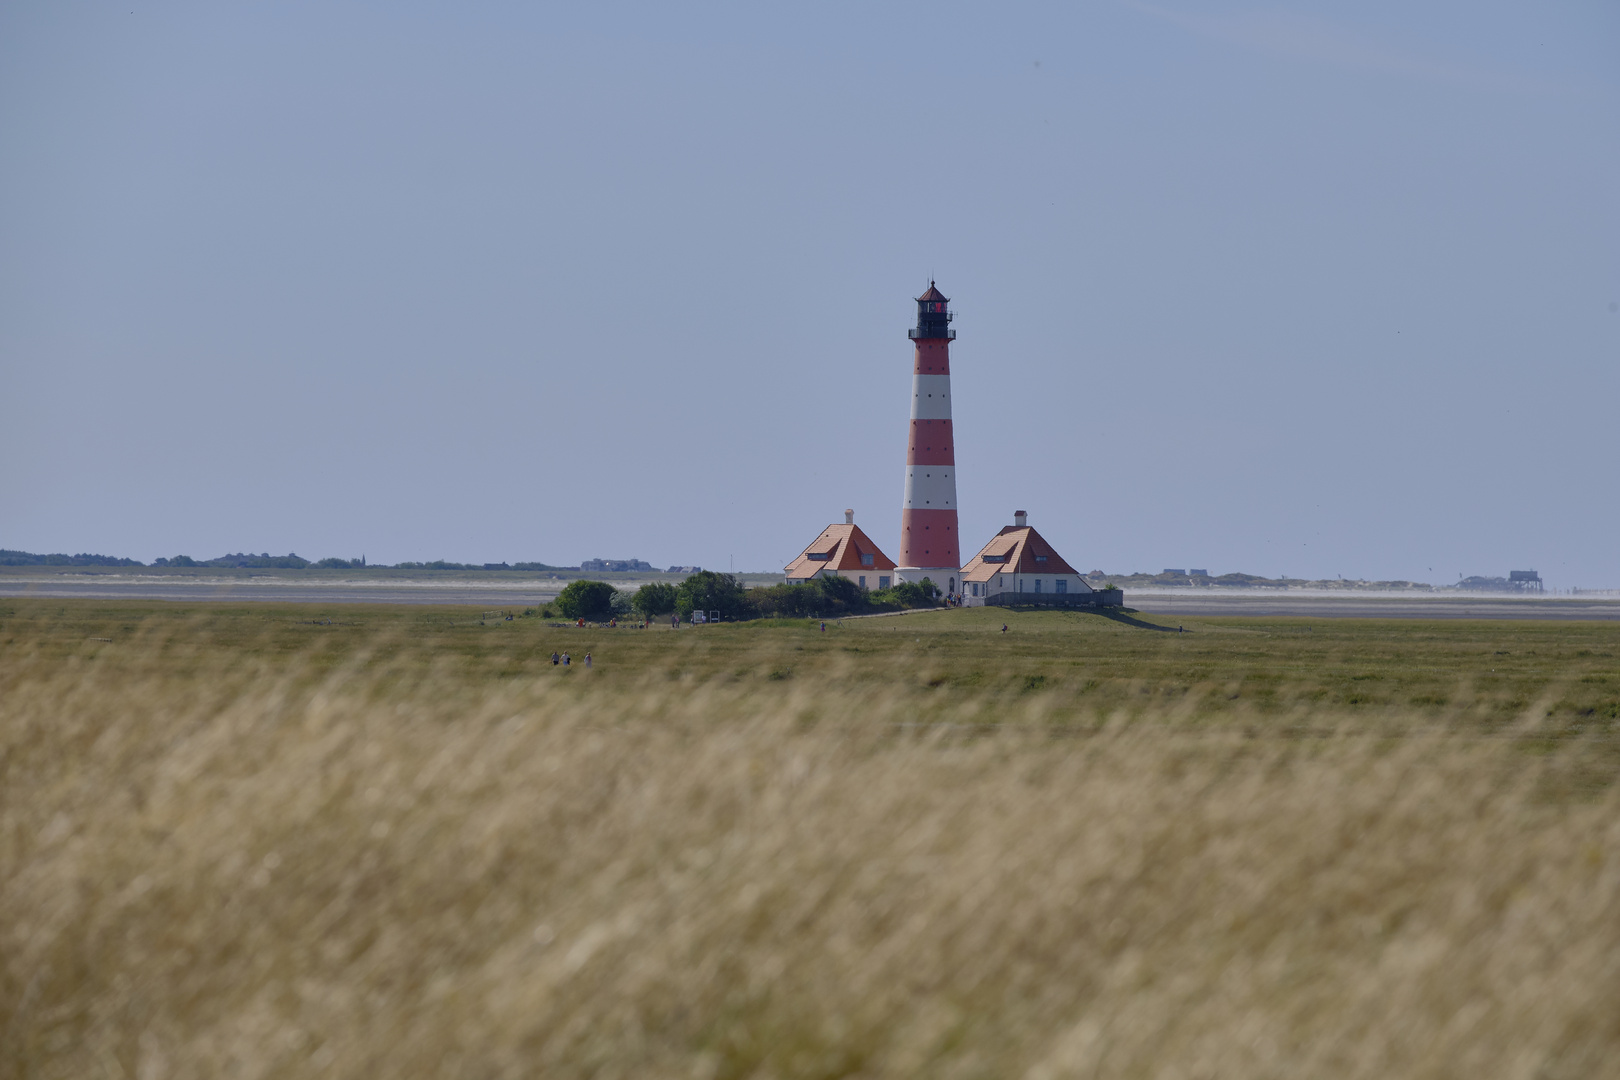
4,599,1619,1078
8,598,1617,727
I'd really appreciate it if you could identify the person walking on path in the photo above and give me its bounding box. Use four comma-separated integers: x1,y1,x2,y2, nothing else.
550,652,559,665
562,653,570,666
820,621,826,633
1001,624,1008,633
584,653,592,669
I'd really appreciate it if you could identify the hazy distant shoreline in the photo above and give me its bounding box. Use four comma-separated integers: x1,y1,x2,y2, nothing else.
3,568,1617,618
0,566,771,606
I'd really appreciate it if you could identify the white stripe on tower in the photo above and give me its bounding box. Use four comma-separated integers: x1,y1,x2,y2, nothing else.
903,467,955,508
910,374,953,419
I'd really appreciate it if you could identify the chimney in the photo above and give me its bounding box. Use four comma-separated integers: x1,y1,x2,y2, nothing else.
844,508,855,524
1014,510,1028,527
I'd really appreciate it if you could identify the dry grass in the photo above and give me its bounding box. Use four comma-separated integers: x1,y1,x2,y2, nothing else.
3,604,1619,1078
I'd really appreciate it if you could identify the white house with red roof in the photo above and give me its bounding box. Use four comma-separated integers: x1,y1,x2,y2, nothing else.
784,510,897,591
961,510,1096,606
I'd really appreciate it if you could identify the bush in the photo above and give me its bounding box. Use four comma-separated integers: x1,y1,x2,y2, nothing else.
744,583,810,619
632,582,678,618
747,576,866,618
675,572,748,621
744,576,939,619
554,580,618,621
869,578,940,610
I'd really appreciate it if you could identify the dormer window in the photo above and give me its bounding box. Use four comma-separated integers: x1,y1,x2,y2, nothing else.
807,552,831,561
982,554,1006,564
1035,555,1048,563
861,553,875,567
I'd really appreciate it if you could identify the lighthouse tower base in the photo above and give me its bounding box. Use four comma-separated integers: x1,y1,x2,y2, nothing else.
895,566,961,599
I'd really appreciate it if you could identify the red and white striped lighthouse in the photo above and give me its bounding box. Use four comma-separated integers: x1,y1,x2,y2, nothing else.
896,282,961,597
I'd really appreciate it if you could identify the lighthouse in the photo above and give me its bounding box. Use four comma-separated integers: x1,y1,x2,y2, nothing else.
896,282,961,598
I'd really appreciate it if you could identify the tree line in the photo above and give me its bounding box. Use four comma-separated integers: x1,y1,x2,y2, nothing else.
0,550,144,567
549,571,941,622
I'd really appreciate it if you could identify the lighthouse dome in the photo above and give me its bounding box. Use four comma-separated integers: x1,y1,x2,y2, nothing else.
909,281,955,340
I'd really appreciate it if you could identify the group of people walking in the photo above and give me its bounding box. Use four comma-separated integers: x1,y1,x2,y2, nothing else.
549,651,591,668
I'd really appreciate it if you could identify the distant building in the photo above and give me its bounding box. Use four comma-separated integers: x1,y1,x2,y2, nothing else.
580,559,654,572
1163,569,1187,576
784,510,896,591
666,565,702,574
1458,573,1544,593
962,511,1113,607
1189,569,1209,577
1509,570,1544,593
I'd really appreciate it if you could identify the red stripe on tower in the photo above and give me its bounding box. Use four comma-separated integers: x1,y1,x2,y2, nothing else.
906,419,954,466
897,282,961,598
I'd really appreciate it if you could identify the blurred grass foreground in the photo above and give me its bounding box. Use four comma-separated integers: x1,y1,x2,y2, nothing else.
3,600,1619,1078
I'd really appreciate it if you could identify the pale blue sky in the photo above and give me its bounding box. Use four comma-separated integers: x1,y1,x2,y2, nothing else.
3,2,1617,585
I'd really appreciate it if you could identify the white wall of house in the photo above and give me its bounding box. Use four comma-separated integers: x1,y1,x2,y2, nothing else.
787,566,893,590
963,574,1091,605
895,566,960,595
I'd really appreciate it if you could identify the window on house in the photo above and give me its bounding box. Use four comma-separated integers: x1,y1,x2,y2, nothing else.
1035,555,1048,563
859,575,866,589
1055,579,1068,594
879,576,890,589
861,553,874,567
807,552,830,561
1034,579,1042,593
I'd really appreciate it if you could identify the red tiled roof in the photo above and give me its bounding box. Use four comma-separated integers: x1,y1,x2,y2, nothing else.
961,525,1085,584
784,522,897,580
